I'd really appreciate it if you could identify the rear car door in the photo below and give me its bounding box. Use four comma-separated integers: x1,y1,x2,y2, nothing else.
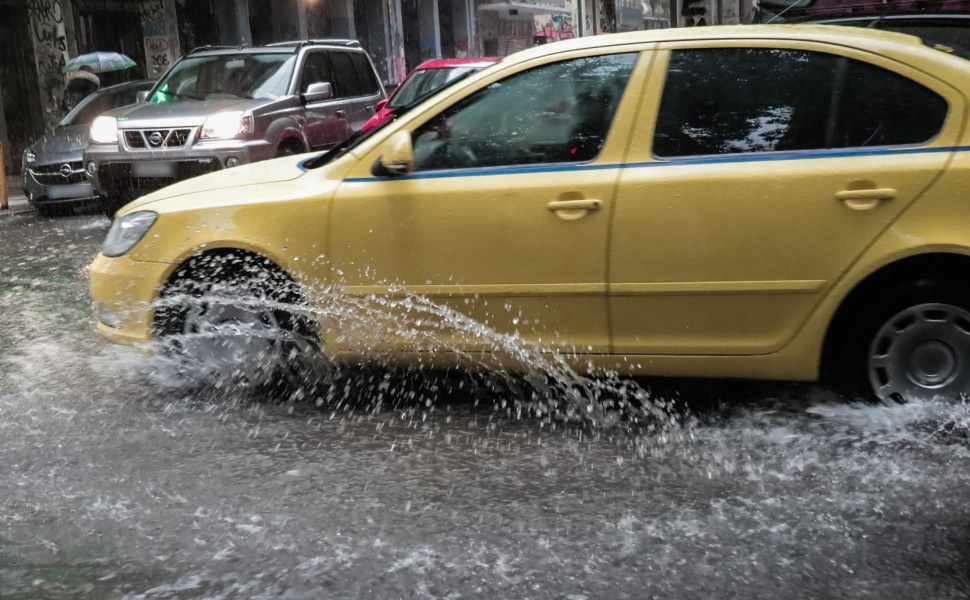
329,51,382,133
609,41,962,357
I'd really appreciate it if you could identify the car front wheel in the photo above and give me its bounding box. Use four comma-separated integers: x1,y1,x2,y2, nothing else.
154,252,319,394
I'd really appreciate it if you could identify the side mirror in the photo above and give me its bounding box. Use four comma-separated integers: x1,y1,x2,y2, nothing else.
136,90,149,103
371,131,413,177
375,98,388,112
303,82,333,104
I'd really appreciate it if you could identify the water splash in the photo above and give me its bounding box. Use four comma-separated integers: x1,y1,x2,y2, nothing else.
147,280,686,434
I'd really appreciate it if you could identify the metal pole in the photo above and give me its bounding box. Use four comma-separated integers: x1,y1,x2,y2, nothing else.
0,142,8,211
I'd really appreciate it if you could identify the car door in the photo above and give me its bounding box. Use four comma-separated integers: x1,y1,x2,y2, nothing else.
326,50,647,359
609,41,962,357
329,51,382,133
299,50,352,150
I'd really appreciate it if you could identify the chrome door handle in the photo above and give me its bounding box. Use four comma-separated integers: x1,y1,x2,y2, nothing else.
835,188,896,211
365,105,374,112
335,109,347,118
546,199,602,220
547,199,602,211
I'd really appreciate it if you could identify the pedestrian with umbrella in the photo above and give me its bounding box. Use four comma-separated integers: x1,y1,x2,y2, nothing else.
61,52,137,114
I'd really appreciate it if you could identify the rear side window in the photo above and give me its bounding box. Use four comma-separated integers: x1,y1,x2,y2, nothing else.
653,48,948,158
351,53,381,95
329,52,363,98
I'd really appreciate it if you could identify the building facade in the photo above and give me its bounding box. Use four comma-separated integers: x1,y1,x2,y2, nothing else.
0,0,749,174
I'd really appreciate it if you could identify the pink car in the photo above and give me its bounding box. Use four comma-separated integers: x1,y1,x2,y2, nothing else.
361,57,500,133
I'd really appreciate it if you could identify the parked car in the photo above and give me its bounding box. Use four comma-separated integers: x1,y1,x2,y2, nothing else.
810,13,970,50
91,25,970,402
84,40,386,216
755,0,970,24
21,80,155,216
361,57,500,133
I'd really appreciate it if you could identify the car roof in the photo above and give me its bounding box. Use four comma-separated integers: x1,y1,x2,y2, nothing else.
501,23,928,65
187,40,363,57
415,57,502,70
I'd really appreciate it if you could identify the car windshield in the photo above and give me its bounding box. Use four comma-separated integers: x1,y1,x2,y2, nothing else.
387,67,483,108
59,85,147,127
148,53,296,103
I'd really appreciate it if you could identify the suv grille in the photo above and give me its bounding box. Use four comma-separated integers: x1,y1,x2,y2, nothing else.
123,128,194,150
30,161,87,185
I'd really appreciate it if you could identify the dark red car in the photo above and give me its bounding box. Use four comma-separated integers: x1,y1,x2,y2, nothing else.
361,57,500,133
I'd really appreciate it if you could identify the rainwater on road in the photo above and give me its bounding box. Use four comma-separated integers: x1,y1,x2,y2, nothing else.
1,211,969,599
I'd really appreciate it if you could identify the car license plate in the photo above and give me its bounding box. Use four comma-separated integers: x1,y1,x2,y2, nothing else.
47,183,91,199
132,161,176,177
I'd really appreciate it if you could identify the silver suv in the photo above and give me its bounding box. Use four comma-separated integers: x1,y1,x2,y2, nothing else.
84,40,385,215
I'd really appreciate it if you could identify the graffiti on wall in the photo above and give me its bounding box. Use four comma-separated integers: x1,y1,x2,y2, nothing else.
535,14,575,42
28,0,68,124
141,0,176,76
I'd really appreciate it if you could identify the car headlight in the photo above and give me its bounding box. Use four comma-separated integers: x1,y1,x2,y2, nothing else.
102,211,158,257
201,111,253,139
90,116,118,144
24,150,35,165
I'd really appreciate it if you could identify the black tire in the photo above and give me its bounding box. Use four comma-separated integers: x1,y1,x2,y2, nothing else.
154,252,319,396
833,279,970,402
101,196,130,219
275,140,304,158
35,204,66,218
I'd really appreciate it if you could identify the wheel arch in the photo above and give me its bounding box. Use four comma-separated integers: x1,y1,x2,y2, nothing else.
154,247,308,336
265,118,308,155
820,251,970,382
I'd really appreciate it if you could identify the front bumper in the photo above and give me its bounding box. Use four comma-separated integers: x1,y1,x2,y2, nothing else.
85,137,275,198
23,164,102,207
90,252,174,345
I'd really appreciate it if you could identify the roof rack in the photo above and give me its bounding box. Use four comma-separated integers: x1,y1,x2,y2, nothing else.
266,39,362,49
188,44,244,55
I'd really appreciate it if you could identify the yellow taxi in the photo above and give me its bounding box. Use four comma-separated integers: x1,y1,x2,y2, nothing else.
91,25,970,401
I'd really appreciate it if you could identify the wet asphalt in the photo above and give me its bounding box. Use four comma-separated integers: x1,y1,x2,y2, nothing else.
1,210,969,599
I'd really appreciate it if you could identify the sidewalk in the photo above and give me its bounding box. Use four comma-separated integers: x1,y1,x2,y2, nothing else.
0,175,33,217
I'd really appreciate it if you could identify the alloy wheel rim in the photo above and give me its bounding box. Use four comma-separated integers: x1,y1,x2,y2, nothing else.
868,303,970,402
179,296,282,388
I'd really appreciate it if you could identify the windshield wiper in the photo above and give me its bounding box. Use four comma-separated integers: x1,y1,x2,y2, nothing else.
196,89,254,100
155,90,204,101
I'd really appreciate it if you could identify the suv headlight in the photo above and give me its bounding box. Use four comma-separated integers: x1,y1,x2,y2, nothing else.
103,211,158,257
201,111,253,139
24,150,35,165
90,116,118,144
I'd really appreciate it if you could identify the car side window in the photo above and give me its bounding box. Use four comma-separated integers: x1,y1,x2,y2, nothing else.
330,51,363,98
300,51,333,93
835,59,947,147
653,48,947,158
351,53,381,96
411,53,637,172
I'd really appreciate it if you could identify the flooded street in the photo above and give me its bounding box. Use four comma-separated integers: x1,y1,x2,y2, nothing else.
2,211,970,599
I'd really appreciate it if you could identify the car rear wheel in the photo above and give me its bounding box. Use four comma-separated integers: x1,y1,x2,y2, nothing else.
154,252,319,394
835,282,970,402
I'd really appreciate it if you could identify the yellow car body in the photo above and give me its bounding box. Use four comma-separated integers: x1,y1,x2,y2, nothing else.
90,25,970,398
